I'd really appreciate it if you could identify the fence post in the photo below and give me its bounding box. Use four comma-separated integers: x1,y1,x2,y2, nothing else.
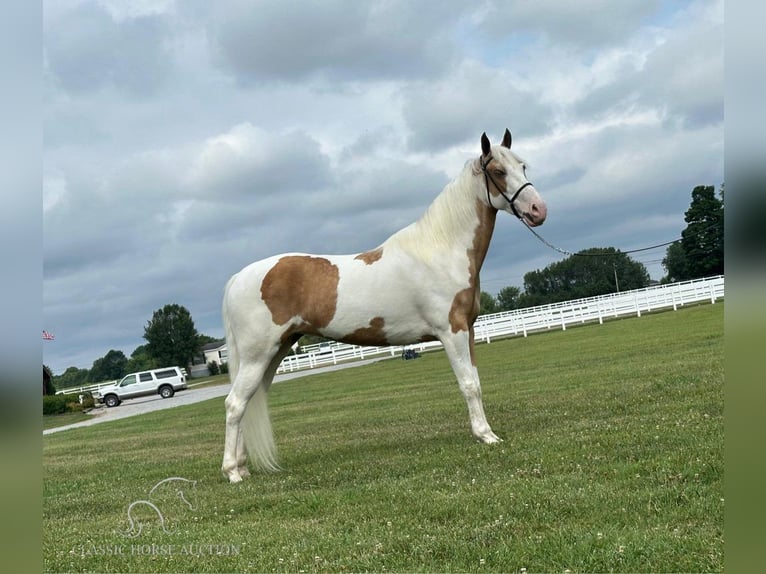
520,313,528,337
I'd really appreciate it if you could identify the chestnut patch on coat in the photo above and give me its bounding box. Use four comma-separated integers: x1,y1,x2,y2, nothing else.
260,256,340,328
342,316,388,346
448,199,497,343
354,247,383,265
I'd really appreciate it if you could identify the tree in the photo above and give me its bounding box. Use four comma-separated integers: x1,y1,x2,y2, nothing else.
143,304,201,370
661,241,688,283
519,248,650,306
496,286,522,311
54,366,90,390
479,291,498,315
663,184,724,281
681,185,724,279
43,365,55,395
88,349,128,382
197,334,219,346
125,344,157,373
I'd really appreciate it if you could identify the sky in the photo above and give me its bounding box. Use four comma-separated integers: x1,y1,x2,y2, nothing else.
43,0,724,375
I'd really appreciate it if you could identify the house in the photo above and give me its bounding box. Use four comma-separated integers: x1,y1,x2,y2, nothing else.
201,340,228,367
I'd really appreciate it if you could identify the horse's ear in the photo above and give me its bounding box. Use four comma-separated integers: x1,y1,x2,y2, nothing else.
481,132,491,156
501,128,512,149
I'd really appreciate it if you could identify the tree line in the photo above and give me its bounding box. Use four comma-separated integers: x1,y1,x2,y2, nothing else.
50,184,723,388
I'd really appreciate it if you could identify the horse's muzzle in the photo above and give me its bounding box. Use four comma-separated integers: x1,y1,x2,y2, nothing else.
525,201,547,227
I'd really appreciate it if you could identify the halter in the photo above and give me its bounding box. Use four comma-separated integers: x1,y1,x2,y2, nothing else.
480,154,533,220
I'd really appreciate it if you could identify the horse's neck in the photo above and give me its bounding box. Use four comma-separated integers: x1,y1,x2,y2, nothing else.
384,164,497,273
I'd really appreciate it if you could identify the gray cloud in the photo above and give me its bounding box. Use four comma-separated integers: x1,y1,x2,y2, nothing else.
206,0,466,84
477,0,662,48
44,2,172,95
401,61,552,152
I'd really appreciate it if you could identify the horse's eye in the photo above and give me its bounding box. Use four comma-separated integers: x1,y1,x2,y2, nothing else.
494,169,505,177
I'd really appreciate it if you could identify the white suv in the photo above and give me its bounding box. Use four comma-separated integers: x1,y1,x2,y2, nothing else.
96,367,188,407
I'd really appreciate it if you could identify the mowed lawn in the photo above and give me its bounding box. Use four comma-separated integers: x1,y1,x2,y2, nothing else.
43,303,723,573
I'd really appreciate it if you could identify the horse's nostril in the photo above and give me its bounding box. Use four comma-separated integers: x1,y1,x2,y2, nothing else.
528,202,547,223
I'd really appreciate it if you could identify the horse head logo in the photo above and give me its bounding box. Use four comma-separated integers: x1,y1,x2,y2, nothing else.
118,477,198,538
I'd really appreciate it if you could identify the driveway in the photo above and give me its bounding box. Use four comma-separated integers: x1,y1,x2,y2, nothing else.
44,357,389,435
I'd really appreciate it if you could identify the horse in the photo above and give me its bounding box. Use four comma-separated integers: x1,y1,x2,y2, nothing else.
221,129,547,483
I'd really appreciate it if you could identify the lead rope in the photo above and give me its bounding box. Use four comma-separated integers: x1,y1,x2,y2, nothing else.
519,218,700,257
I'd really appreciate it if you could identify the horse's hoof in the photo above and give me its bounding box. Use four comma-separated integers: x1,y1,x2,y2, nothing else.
476,431,503,444
237,466,251,478
222,467,243,483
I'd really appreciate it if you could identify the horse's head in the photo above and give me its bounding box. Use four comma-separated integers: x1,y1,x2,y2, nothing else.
478,129,547,227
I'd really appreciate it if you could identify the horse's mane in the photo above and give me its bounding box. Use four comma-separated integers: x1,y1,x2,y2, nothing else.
383,159,481,261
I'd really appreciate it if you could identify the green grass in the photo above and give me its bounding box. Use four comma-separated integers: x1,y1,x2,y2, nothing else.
43,303,723,573
186,373,230,389
43,410,92,430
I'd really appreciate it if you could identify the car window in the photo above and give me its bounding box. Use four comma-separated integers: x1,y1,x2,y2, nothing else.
139,373,154,382
155,369,178,379
120,375,137,387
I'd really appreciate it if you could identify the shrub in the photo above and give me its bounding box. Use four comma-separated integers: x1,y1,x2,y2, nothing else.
80,391,95,409
43,393,91,415
207,361,220,376
220,362,229,374
43,395,68,415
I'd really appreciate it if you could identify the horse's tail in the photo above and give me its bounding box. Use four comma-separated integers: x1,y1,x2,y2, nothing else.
241,385,279,472
223,275,280,472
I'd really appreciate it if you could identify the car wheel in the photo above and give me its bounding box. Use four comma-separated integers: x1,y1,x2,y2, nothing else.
159,385,175,399
104,395,120,408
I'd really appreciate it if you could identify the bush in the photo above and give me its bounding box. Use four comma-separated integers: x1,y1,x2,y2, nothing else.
207,361,220,376
220,362,229,374
80,391,95,409
43,393,90,415
43,395,68,415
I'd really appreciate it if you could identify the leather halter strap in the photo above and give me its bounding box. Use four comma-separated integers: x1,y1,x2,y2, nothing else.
480,154,533,220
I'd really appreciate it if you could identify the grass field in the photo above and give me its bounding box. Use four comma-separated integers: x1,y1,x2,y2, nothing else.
43,411,92,431
43,303,723,573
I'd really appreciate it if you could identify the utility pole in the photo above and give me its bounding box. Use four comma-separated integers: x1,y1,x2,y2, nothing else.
613,263,620,293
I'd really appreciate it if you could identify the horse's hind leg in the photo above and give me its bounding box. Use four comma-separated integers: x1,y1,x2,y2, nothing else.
440,328,502,444
234,338,297,477
222,359,271,483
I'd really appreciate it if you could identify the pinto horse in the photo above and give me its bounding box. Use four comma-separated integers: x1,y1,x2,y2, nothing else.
222,129,547,483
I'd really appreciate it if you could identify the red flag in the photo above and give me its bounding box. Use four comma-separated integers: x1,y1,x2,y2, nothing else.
42,330,55,340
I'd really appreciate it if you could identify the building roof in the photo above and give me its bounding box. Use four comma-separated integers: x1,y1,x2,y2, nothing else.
201,340,226,352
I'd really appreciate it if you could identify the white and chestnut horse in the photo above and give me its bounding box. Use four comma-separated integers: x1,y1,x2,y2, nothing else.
222,129,547,483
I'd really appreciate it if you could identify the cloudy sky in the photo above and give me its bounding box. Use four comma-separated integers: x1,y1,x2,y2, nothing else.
43,0,723,374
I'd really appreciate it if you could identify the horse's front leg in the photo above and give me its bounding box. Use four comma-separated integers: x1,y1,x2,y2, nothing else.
440,328,502,444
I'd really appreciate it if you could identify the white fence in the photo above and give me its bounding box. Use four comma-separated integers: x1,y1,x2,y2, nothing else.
275,275,724,374
57,276,723,394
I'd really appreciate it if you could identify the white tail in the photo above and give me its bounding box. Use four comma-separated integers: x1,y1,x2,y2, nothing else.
240,385,280,472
